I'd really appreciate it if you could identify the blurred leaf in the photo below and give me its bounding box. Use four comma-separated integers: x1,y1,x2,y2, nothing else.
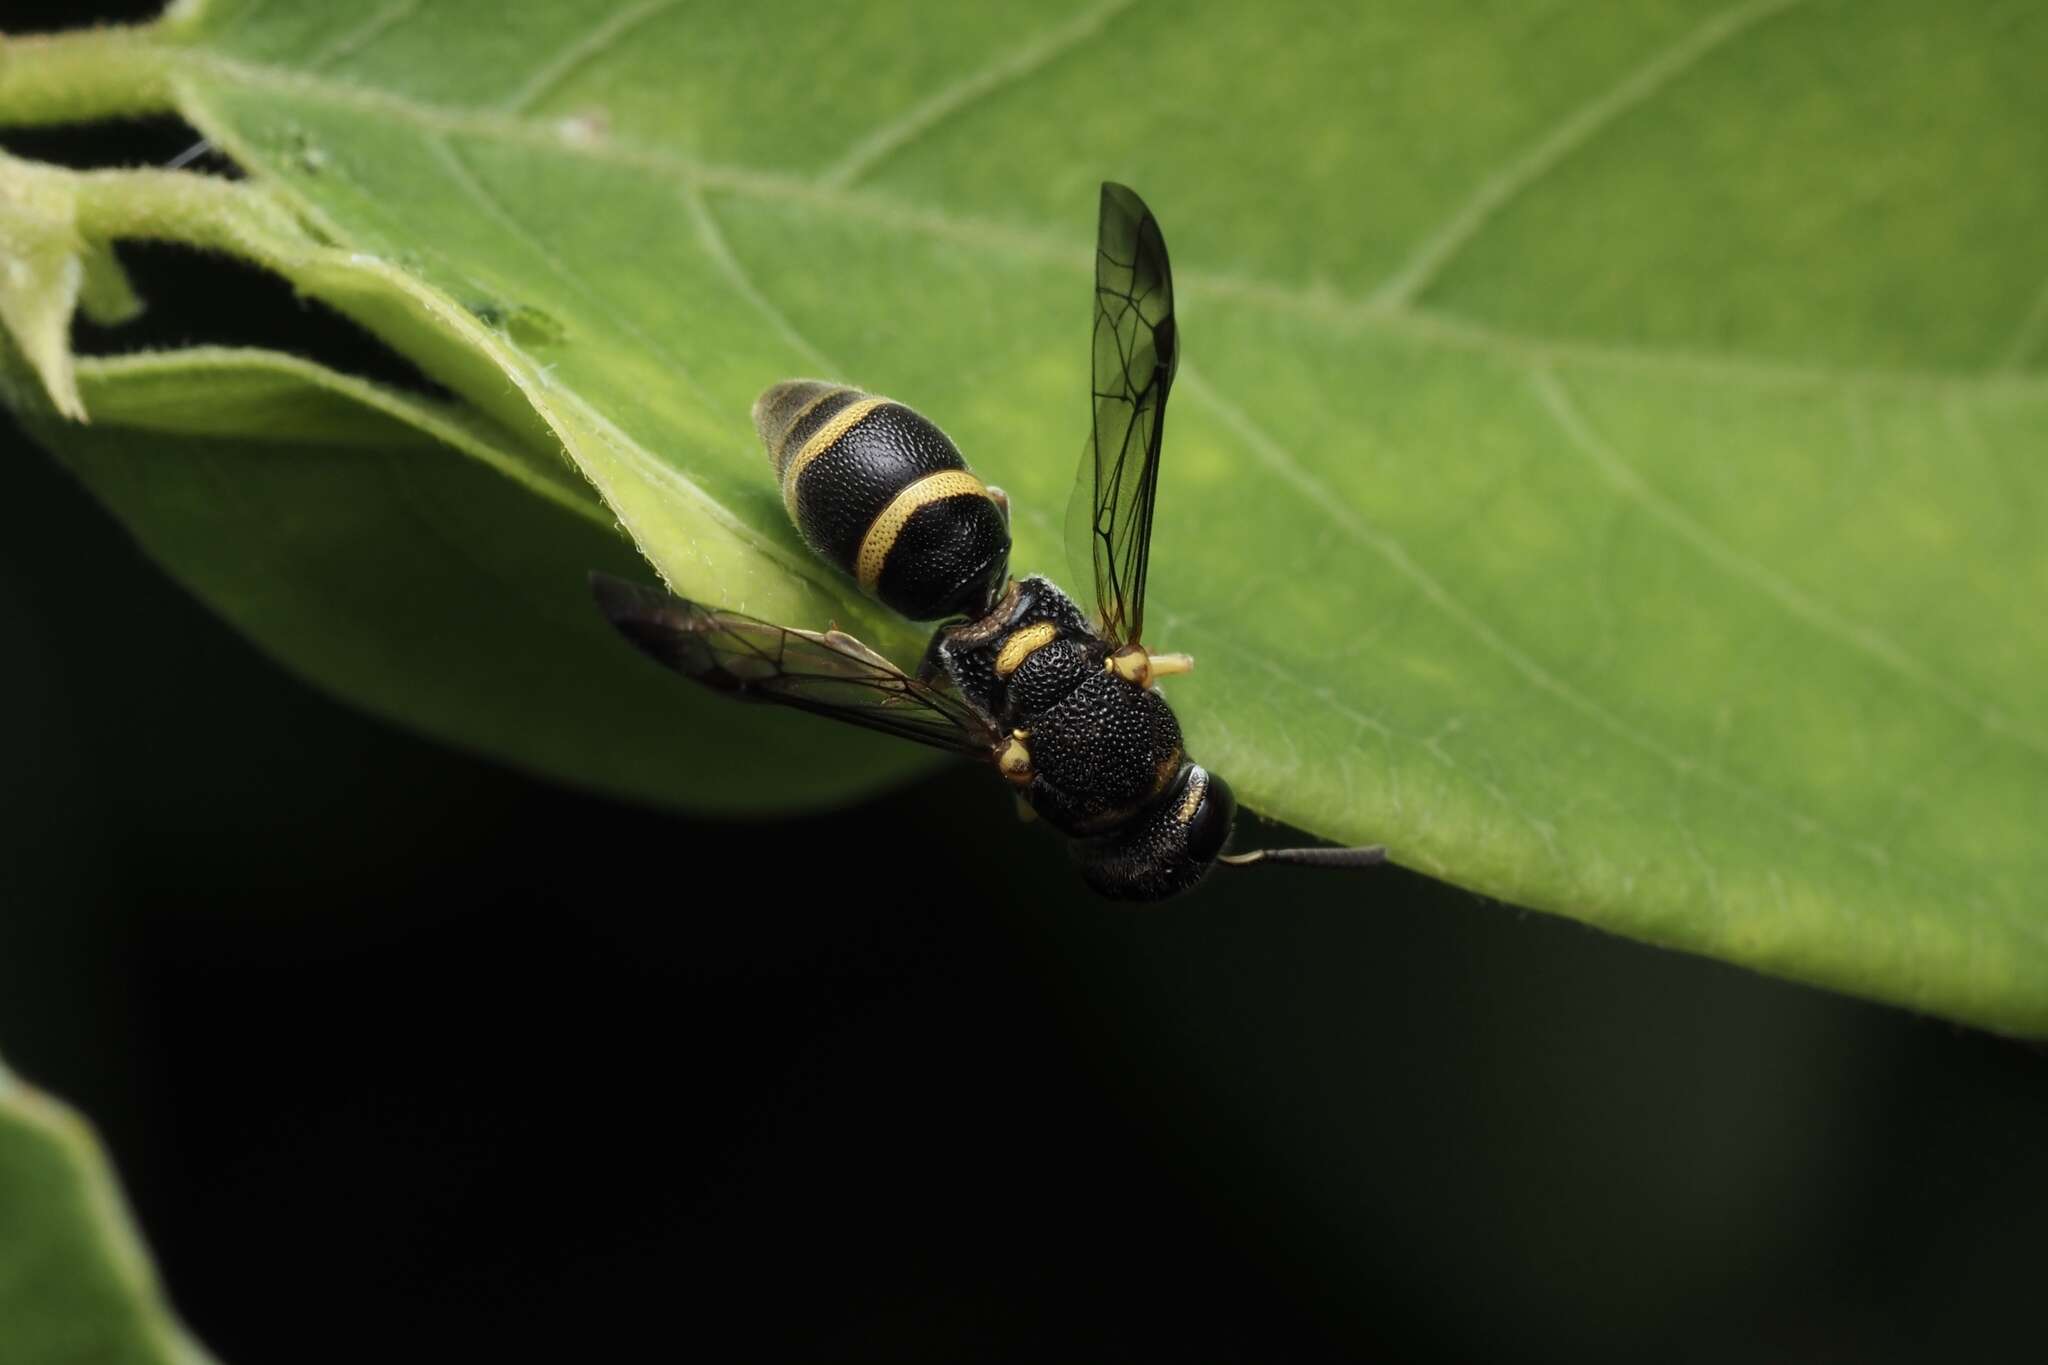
0,1058,216,1365
1,0,2046,1032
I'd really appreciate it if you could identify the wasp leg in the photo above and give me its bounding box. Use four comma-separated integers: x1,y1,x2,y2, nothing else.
1107,645,1196,686
915,631,950,684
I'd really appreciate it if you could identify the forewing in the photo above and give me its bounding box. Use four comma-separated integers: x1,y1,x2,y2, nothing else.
590,573,999,757
1066,181,1178,647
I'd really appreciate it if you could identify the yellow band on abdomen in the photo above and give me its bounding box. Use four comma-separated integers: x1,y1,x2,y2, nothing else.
781,396,887,515
855,469,990,591
768,385,846,475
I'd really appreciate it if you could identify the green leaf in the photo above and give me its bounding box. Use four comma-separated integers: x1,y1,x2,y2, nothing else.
19,346,932,811
2,0,2046,1034
0,1058,217,1365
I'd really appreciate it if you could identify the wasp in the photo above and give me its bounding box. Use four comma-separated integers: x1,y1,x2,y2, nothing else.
592,184,1386,899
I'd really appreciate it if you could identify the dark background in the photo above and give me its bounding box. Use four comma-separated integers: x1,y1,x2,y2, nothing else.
5,6,2046,1361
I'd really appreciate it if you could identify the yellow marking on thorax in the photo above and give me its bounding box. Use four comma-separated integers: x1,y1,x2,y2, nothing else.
1174,768,1208,825
781,396,886,514
993,622,1059,678
855,469,990,590
769,385,847,475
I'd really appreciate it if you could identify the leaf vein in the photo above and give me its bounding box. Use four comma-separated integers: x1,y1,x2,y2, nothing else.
1177,361,2040,946
687,186,841,376
1529,366,2048,762
424,133,718,415
497,0,686,113
305,0,422,72
217,0,271,39
1367,0,1812,310
816,0,1141,190
1997,266,2048,374
164,50,2048,398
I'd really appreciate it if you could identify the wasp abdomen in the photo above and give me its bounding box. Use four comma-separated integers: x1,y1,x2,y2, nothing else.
755,380,1010,621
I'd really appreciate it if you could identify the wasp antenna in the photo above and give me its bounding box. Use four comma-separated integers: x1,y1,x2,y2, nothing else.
1219,844,1388,870
164,137,215,170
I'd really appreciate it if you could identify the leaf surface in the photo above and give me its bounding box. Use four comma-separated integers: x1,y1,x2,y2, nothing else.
2,0,2046,1031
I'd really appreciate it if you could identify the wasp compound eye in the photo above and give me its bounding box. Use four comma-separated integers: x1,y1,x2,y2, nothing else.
1184,766,1236,866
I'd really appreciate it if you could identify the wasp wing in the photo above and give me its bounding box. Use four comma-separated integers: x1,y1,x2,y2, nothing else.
590,573,1000,758
1066,181,1178,648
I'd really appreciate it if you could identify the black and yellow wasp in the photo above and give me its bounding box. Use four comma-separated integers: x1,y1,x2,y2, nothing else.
592,184,1384,899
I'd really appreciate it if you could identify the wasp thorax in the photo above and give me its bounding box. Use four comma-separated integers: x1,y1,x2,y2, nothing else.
753,380,1011,621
